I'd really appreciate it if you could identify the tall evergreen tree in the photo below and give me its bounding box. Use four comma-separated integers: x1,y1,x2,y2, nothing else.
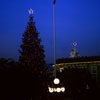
18,10,45,74
18,10,50,100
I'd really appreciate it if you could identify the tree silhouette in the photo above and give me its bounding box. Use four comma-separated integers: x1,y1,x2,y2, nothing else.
18,13,49,100
18,14,45,74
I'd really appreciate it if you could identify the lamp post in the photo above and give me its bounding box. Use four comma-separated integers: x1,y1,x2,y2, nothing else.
48,0,65,94
53,0,57,79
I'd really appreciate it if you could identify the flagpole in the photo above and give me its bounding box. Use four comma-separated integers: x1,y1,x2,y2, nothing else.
53,3,56,78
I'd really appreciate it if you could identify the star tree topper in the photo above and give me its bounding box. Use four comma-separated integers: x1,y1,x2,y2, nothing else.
29,9,34,15
73,42,77,47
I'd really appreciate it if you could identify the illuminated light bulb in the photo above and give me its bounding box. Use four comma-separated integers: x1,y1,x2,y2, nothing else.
56,88,61,93
53,88,57,92
48,87,53,93
54,78,60,84
61,87,65,92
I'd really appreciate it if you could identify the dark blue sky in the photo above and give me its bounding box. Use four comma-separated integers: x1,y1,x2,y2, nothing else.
0,0,100,63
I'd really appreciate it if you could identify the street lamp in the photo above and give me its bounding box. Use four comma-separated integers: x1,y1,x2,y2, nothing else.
48,0,65,93
48,78,65,93
48,76,65,93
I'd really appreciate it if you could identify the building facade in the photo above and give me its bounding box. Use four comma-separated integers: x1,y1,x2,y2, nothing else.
56,56,100,81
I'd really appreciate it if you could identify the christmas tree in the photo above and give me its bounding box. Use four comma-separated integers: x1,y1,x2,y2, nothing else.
18,9,50,99
18,9,45,74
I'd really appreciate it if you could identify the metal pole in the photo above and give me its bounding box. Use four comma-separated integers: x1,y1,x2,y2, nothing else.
53,4,56,78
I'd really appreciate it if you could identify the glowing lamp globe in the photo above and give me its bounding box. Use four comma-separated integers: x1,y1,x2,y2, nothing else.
48,87,54,93
54,78,60,84
61,87,65,92
56,88,61,93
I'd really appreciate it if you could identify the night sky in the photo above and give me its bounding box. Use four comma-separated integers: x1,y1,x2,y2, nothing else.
0,0,100,63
